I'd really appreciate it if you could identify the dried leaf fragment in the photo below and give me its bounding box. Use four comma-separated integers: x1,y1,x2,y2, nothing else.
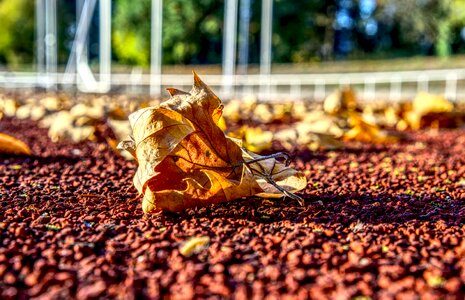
179,236,210,257
404,92,454,130
344,114,399,144
118,72,306,213
0,133,32,155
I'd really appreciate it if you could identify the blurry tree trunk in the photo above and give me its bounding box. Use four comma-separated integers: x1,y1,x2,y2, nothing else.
435,20,451,58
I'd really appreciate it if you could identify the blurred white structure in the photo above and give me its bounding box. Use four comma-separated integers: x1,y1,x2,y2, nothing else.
61,0,111,92
222,0,238,97
0,0,464,102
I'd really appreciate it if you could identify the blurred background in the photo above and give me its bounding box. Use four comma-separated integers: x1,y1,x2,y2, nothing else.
1,0,465,101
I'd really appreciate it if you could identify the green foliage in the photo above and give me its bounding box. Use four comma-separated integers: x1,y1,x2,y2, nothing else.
273,1,335,63
385,0,465,58
112,0,224,65
0,0,35,65
112,0,151,66
2,0,465,67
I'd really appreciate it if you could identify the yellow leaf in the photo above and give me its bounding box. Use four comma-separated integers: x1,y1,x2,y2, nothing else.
274,124,343,151
413,92,453,115
228,126,273,153
254,103,274,123
179,236,210,257
222,96,257,123
344,114,398,144
0,133,32,155
118,72,306,213
301,111,345,138
323,87,357,115
404,93,454,130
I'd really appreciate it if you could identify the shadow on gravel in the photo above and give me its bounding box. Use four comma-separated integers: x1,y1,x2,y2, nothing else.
154,190,464,228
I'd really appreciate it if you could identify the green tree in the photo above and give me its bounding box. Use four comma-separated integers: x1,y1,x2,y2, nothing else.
272,0,336,63
112,0,224,65
0,0,35,66
384,0,465,58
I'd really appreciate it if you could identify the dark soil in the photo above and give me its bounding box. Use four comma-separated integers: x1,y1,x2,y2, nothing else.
1,117,465,300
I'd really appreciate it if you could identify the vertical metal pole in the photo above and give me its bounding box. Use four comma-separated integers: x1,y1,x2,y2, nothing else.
238,0,251,75
222,0,238,98
260,0,273,99
64,0,97,86
100,0,111,90
76,0,88,66
260,0,273,75
36,0,45,75
150,0,163,96
45,0,57,89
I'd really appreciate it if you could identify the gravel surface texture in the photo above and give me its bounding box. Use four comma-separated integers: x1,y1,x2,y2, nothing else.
1,117,465,299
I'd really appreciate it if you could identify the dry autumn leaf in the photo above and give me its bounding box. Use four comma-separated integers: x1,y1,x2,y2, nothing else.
274,126,344,151
344,113,399,144
227,126,273,153
179,236,210,257
118,72,306,213
403,92,454,130
0,133,32,155
323,87,357,115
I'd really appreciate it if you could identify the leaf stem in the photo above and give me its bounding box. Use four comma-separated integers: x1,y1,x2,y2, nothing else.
242,151,304,206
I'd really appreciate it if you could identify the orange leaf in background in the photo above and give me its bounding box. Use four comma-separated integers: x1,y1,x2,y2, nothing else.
404,92,454,130
227,126,273,153
118,72,306,213
323,87,357,115
344,114,399,144
0,133,32,155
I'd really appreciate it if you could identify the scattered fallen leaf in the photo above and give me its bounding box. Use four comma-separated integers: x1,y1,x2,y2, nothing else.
301,111,345,138
179,236,210,257
0,133,32,155
0,97,19,117
46,111,96,143
253,103,274,123
274,124,343,151
70,103,105,119
323,87,357,115
404,92,454,130
118,72,306,213
344,114,399,144
228,126,273,153
39,96,63,111
413,92,453,115
222,96,257,123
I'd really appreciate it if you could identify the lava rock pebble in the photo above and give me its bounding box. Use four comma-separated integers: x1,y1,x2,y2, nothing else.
1,118,465,299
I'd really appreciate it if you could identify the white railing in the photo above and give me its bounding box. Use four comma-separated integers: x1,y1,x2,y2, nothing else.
1,68,465,101
9,1,459,101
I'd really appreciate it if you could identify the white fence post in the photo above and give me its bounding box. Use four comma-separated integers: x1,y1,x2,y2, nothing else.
222,0,238,99
100,0,112,91
259,0,273,100
389,76,402,101
417,74,429,93
36,0,45,77
363,77,376,100
150,0,163,96
45,0,57,90
445,73,458,101
314,79,326,100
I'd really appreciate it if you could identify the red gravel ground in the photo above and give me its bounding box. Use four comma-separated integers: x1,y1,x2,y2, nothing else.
1,117,465,299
